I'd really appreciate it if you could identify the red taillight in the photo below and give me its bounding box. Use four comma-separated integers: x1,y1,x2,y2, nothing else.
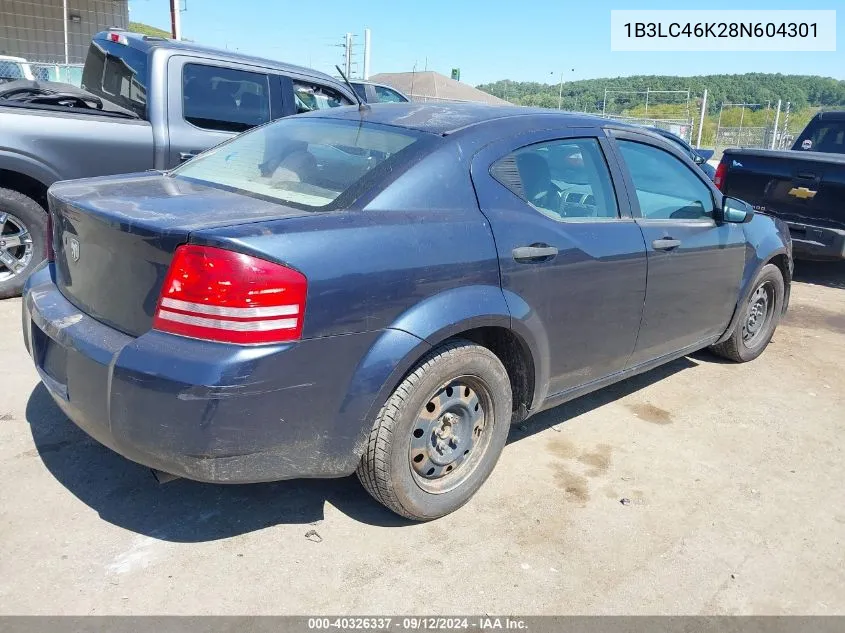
714,161,727,191
153,245,307,345
46,211,54,262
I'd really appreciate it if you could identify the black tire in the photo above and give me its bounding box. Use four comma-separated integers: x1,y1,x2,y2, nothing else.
710,263,784,363
0,187,46,300
357,340,513,521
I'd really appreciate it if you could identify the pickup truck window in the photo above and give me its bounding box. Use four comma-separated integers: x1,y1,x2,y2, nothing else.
183,63,271,133
491,138,619,221
793,118,845,154
374,85,407,103
618,140,713,221
0,60,26,82
81,40,148,119
172,117,421,210
293,82,352,113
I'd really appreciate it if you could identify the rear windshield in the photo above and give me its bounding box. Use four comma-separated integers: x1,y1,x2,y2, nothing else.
793,116,845,154
81,40,148,119
171,117,424,209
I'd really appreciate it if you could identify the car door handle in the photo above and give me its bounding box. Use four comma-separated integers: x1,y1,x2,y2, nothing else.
796,171,818,180
512,245,558,262
652,238,681,251
179,151,201,162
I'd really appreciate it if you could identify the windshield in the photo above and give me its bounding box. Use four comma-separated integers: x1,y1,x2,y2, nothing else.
793,116,845,154
81,40,148,119
172,117,424,209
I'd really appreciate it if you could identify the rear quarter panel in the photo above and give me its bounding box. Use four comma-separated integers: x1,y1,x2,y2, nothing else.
190,143,511,457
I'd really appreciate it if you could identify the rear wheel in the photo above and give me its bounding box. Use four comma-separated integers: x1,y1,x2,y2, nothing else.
710,263,784,363
0,188,46,299
357,340,513,520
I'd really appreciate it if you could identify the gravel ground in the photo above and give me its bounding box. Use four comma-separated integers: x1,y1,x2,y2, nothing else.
0,261,843,615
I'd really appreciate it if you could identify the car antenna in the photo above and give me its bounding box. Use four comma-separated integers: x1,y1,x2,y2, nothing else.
335,65,369,113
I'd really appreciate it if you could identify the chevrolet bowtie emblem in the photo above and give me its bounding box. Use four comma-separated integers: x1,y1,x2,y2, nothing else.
788,187,817,200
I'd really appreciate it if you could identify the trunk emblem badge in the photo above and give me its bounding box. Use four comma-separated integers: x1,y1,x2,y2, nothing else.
69,237,80,262
788,187,817,200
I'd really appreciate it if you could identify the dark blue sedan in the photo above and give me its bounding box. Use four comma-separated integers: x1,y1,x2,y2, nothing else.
23,104,792,520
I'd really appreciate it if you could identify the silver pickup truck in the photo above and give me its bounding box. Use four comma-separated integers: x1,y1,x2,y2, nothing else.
0,29,356,298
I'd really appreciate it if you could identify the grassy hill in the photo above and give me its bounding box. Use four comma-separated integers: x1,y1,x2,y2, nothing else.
127,21,172,39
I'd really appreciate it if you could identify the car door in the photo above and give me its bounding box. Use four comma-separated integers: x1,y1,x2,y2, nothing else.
608,129,746,367
471,128,647,398
165,57,277,168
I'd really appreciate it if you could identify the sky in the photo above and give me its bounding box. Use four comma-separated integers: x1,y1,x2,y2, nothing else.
127,0,844,86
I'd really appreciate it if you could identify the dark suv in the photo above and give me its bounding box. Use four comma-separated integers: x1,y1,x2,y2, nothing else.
23,104,792,520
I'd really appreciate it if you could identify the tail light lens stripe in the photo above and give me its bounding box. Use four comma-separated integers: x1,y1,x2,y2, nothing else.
160,297,300,318
157,310,298,332
153,244,307,345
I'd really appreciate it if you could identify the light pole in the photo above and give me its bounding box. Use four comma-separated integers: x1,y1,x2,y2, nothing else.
552,69,575,110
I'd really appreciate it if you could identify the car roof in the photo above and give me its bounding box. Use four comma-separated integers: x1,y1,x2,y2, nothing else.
0,55,28,62
94,30,339,84
296,102,637,135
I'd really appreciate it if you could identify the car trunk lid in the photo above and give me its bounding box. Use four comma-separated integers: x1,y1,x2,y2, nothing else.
50,172,313,337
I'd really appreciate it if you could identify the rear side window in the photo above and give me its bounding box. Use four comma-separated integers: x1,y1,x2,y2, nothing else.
172,117,422,209
81,40,148,119
183,63,270,132
794,117,845,154
293,81,352,113
491,138,619,221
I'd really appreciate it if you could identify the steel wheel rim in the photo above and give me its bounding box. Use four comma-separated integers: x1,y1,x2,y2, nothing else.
742,281,774,348
0,212,34,283
408,376,494,495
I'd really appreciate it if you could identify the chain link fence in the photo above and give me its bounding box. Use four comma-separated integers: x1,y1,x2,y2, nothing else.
0,59,84,86
713,102,799,151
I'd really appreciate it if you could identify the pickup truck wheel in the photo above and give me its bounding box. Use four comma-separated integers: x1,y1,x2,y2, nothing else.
0,188,46,300
357,340,513,521
710,264,784,363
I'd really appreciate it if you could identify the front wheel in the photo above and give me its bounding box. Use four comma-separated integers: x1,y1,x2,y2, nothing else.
0,187,46,300
357,340,513,520
710,263,784,363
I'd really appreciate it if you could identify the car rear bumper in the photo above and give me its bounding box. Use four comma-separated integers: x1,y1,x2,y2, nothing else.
786,222,845,260
22,264,380,483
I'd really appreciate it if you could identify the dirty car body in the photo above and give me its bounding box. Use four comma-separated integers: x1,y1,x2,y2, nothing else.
22,103,792,492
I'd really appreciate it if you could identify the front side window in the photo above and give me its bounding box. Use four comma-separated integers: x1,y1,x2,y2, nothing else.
490,138,619,221
617,140,714,220
374,85,407,103
182,64,270,132
172,117,422,209
293,81,351,113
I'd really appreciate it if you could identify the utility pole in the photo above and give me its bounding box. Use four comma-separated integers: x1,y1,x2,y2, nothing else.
696,89,707,148
170,0,182,40
344,33,353,78
558,71,563,110
363,28,371,80
771,99,782,149
62,0,69,64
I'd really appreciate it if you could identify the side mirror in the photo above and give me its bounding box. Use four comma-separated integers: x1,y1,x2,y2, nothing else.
722,196,754,223
693,153,706,165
